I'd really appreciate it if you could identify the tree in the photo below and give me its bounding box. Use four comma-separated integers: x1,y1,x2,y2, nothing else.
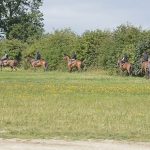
0,0,44,42
80,30,112,68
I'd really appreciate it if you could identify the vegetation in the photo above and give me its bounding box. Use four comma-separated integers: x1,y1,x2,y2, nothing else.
1,1,150,74
0,0,43,41
0,71,149,141
0,1,149,142
1,25,150,74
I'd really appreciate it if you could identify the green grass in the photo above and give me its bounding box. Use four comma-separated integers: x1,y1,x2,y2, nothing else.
0,71,150,141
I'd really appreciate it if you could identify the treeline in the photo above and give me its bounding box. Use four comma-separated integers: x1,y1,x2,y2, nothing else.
0,24,150,74
1,1,150,74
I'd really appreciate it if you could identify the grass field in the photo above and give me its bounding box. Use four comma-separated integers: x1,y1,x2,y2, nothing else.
0,71,150,141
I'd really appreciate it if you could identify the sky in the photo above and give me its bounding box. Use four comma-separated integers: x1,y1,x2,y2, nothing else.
40,0,150,34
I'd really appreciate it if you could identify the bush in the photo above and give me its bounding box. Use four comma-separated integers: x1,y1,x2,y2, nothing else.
1,24,150,74
0,39,27,61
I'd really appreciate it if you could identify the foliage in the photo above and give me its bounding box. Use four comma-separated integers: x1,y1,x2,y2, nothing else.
0,39,27,61
0,0,44,42
113,24,141,60
0,24,150,74
133,40,150,75
24,29,80,70
80,30,113,68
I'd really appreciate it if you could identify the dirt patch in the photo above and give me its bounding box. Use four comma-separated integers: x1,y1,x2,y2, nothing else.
0,139,150,150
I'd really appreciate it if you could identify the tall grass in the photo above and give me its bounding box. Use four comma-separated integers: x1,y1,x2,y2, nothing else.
0,71,150,141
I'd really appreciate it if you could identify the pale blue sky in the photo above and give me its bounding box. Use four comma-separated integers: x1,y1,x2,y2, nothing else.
41,0,150,34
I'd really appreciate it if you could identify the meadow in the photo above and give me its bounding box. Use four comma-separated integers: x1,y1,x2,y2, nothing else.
0,71,150,141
